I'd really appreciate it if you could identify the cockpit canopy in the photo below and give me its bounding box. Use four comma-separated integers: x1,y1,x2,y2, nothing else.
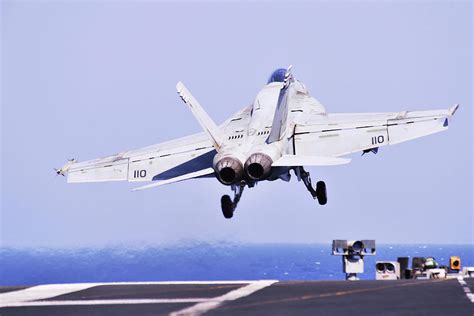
267,68,287,84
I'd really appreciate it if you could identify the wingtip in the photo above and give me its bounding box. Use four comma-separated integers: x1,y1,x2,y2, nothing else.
176,81,184,92
449,104,459,116
55,158,77,177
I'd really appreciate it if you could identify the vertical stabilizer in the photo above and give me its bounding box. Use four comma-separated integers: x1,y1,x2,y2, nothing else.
267,65,293,143
176,82,222,150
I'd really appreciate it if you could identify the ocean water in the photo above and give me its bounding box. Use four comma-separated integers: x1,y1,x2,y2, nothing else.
1,243,473,285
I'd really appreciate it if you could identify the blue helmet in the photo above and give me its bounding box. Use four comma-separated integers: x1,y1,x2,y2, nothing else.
267,68,287,84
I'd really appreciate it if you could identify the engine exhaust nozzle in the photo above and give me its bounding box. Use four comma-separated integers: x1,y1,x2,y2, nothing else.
214,156,244,185
244,153,273,180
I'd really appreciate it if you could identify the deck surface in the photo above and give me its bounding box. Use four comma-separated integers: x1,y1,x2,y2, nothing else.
1,279,473,315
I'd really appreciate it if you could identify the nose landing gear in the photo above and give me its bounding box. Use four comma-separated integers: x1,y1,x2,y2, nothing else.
298,167,327,205
221,183,245,219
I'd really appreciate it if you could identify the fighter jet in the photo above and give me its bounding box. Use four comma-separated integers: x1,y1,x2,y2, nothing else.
57,66,459,218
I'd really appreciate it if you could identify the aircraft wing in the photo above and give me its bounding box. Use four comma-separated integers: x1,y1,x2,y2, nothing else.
63,132,215,184
59,105,252,185
132,168,215,191
292,105,459,158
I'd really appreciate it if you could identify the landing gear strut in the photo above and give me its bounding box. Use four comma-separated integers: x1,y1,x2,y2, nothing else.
221,183,245,219
298,167,327,205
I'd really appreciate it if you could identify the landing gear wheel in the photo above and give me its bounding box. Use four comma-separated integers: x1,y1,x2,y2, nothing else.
220,183,245,219
315,181,327,205
298,167,327,205
221,195,234,219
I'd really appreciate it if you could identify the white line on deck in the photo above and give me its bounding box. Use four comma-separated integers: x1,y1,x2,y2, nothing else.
169,280,278,316
1,298,210,308
457,276,474,303
0,280,256,307
0,283,102,306
0,280,278,309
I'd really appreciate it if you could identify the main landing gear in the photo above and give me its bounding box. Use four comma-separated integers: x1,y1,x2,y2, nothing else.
221,183,245,219
298,167,327,205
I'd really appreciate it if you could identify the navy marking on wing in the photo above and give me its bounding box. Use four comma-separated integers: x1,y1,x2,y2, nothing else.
152,150,217,181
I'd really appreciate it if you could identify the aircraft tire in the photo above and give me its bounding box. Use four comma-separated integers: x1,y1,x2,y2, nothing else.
221,195,234,218
316,181,327,205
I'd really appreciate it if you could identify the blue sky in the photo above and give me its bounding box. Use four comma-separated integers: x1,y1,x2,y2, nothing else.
1,1,472,247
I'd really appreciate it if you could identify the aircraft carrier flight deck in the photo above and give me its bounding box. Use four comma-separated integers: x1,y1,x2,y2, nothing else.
1,278,473,316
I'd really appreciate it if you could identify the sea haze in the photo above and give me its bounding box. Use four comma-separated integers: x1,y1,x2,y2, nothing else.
1,243,473,285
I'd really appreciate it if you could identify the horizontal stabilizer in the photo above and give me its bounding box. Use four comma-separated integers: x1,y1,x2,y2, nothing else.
132,167,214,191
176,82,222,150
272,155,351,167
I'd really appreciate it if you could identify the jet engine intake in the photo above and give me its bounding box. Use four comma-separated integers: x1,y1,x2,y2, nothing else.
214,156,244,185
244,153,273,180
